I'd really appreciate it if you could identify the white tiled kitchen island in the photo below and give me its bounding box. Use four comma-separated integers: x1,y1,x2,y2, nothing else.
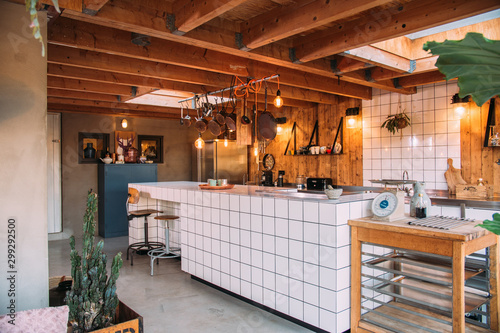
127,181,379,333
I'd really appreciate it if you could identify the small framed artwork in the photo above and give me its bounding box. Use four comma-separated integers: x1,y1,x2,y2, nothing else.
138,135,163,163
78,132,110,164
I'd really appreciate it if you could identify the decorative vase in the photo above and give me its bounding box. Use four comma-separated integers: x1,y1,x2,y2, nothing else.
124,147,138,163
410,182,431,217
83,143,96,159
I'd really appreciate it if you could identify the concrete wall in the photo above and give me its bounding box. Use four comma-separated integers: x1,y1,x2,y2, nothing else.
0,2,49,313
60,113,196,238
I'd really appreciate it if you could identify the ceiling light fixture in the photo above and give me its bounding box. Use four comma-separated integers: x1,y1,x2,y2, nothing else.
224,133,228,147
346,107,360,129
194,133,205,149
121,119,128,129
451,93,470,120
274,90,283,108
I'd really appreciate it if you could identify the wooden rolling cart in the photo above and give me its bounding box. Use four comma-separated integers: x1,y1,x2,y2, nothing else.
349,216,500,333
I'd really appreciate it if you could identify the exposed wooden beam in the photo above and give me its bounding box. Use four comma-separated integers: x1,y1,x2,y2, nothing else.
82,0,109,15
332,56,370,75
365,67,404,82
48,103,179,119
47,45,341,104
48,19,372,99
48,97,182,114
48,76,136,95
240,0,393,50
340,70,417,94
172,0,249,34
40,0,82,11
413,56,439,74
293,0,500,63
388,71,450,88
342,46,413,73
47,88,125,102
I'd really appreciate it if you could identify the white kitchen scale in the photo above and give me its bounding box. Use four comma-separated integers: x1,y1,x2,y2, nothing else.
370,179,415,221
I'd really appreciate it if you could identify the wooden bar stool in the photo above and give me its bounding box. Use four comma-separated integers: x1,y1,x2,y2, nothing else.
126,188,164,265
148,215,181,276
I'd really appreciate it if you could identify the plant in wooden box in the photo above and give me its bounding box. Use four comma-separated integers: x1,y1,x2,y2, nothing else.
66,190,123,332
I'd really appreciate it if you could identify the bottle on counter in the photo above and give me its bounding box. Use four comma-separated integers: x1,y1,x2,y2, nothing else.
277,170,285,187
415,193,427,218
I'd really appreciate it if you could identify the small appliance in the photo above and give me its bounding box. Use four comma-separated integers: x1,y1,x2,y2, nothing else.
262,171,274,186
307,178,332,190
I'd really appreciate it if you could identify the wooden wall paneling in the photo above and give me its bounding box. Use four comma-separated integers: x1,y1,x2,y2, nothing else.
470,101,483,184
492,98,500,194
481,100,494,190
236,97,253,145
461,106,472,184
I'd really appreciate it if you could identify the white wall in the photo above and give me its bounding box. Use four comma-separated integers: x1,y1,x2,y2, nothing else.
362,81,461,190
0,2,49,313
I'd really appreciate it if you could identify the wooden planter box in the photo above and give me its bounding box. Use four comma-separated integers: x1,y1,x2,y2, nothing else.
456,184,493,199
92,301,143,333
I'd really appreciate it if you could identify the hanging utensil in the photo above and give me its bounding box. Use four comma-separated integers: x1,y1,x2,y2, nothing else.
258,87,277,140
184,107,192,127
208,97,223,135
241,94,251,125
225,106,237,131
194,106,208,133
180,107,184,125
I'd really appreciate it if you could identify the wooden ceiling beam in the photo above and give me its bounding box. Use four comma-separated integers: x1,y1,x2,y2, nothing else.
48,18,371,99
332,56,370,75
47,97,183,114
388,71,450,88
293,0,500,63
240,0,393,50
48,103,179,119
172,0,250,34
339,71,417,95
82,0,109,15
342,46,413,73
47,88,125,102
48,77,136,95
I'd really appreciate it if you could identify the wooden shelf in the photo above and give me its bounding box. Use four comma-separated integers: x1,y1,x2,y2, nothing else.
361,301,495,333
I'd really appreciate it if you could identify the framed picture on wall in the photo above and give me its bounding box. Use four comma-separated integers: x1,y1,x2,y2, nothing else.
78,132,110,164
138,135,163,163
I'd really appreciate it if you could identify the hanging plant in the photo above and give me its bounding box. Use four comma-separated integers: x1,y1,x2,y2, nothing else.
381,111,411,134
25,0,60,57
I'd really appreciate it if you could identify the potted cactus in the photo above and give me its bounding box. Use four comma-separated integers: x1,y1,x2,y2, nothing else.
65,190,124,332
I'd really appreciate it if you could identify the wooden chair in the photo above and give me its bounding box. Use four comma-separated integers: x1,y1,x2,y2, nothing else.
126,188,163,265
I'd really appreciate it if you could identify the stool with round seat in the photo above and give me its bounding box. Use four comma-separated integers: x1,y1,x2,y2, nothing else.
148,215,181,276
126,188,164,265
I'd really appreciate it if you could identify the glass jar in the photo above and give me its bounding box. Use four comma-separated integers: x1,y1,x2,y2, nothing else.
296,175,306,189
489,126,500,147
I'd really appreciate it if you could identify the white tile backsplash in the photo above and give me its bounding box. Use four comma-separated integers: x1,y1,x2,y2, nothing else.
363,82,461,189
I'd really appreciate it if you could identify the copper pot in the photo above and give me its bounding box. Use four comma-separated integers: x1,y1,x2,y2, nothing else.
194,118,208,133
225,112,237,131
208,118,223,136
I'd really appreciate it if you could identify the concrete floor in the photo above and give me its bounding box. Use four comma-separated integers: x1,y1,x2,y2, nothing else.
49,236,314,333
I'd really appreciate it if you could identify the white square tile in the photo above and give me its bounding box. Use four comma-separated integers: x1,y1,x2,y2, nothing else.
336,287,350,312
202,191,211,207
304,201,319,222
241,229,251,248
289,200,303,221
240,195,251,213
220,210,230,226
304,243,319,265
241,262,251,281
263,288,276,309
319,288,337,312
211,193,220,208
304,303,319,327
220,194,230,210
252,266,263,286
195,191,203,206
336,267,350,291
289,298,304,321
276,237,289,257
262,234,275,254
337,245,350,269
211,208,220,224
319,308,336,332
230,276,241,294
230,227,240,245
336,225,350,247
250,214,263,233
319,224,336,246
275,218,288,238
319,266,336,291
263,197,275,216
319,202,336,225
230,195,240,211
262,216,275,235
304,222,318,244
230,259,241,278
336,309,350,333
263,252,276,273
289,239,303,261
289,219,303,241
229,211,239,228
241,279,251,299
251,231,263,251
220,256,230,273
336,203,350,225
275,198,289,218
276,255,289,276
240,212,251,230
251,249,263,268
319,245,336,269
304,282,319,306
180,189,188,203
252,284,263,304
220,226,229,242
251,196,262,215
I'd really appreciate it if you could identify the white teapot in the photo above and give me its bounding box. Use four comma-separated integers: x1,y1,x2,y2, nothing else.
100,155,113,164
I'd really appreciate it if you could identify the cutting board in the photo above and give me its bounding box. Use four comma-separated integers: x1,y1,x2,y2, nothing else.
444,158,467,194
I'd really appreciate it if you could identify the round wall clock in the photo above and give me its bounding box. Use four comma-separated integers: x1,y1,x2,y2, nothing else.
263,154,275,170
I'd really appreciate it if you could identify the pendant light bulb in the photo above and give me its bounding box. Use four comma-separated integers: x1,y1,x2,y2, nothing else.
121,119,128,129
195,133,205,149
273,90,283,108
224,135,228,147
451,93,470,120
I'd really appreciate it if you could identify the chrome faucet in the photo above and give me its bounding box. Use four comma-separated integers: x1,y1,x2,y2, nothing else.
402,170,411,196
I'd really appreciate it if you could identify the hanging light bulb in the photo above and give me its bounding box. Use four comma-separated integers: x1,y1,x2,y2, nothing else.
346,107,360,129
273,89,283,108
254,147,258,156
224,134,228,147
194,133,205,149
121,119,128,129
277,125,283,135
451,93,470,120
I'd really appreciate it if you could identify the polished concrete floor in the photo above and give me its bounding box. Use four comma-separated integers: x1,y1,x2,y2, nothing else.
49,236,313,333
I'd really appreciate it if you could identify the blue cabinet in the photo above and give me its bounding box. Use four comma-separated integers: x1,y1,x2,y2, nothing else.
98,164,157,238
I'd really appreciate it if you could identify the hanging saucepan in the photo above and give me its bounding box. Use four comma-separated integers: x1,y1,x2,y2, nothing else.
184,108,192,127
195,117,208,133
216,107,227,124
225,107,237,131
208,98,223,135
241,95,251,125
258,87,277,140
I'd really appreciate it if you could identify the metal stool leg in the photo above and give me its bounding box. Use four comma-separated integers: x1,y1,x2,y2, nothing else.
148,219,180,276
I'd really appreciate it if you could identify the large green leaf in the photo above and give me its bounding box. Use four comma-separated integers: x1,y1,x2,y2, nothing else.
423,33,500,107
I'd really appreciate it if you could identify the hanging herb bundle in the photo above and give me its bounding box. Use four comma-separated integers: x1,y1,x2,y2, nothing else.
25,0,60,56
66,190,123,332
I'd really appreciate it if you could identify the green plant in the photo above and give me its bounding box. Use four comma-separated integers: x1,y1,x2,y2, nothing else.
66,190,123,332
25,0,60,56
476,213,500,235
381,111,411,135
423,32,500,107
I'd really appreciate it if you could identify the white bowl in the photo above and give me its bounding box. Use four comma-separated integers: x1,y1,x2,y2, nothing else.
325,188,343,199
